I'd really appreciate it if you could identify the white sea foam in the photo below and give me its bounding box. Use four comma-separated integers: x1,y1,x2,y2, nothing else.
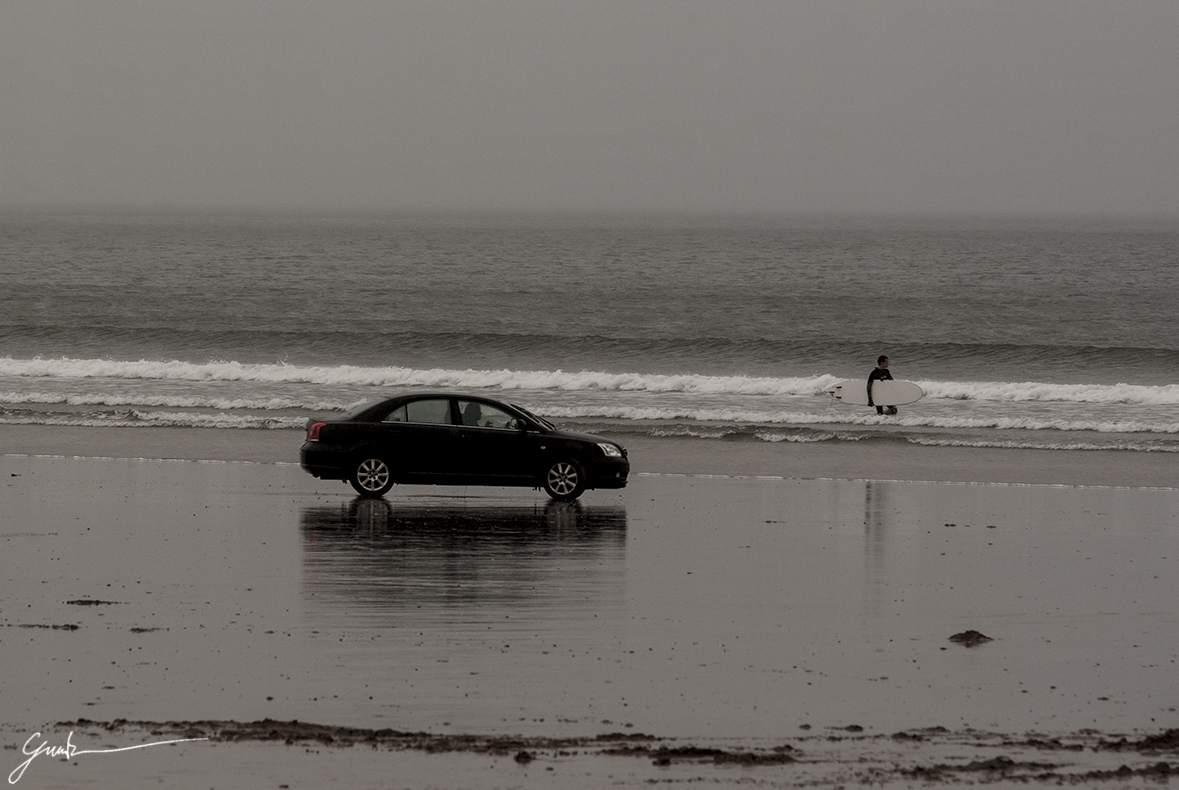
0,358,821,394
918,379,1179,405
5,357,1179,440
0,356,844,396
4,356,1177,405
649,426,736,439
755,432,841,444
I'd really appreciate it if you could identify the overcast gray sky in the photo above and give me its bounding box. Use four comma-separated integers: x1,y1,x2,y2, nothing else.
3,1,1177,216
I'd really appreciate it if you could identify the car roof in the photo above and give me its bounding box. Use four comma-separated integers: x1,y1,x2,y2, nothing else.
339,392,534,421
361,392,527,412
383,392,504,403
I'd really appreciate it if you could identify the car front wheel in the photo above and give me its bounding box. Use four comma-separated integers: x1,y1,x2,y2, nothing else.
543,459,585,501
351,457,394,497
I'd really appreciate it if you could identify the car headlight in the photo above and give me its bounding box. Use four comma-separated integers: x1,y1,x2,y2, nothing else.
597,443,622,458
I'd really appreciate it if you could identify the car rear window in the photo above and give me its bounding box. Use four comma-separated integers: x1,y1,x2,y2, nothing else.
341,398,384,420
402,398,453,425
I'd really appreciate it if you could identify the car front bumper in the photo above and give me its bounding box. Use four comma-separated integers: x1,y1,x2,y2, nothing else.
585,457,630,489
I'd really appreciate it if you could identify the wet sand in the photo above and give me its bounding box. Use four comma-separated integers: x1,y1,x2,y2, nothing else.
2,426,1178,787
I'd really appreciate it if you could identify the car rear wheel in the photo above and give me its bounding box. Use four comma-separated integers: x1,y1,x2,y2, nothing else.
543,459,585,501
351,456,394,497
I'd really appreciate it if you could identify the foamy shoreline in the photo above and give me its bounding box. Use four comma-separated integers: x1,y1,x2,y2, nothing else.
6,356,1179,404
2,423,1177,488
6,355,1179,454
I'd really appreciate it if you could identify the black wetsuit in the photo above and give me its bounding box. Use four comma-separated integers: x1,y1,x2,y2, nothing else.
867,367,894,414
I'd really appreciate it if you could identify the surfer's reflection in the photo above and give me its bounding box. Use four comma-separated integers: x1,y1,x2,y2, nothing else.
862,479,904,621
864,480,887,547
299,498,628,615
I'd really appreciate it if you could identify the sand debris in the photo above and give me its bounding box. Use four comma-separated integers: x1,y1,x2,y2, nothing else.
948,629,994,647
49,719,1179,785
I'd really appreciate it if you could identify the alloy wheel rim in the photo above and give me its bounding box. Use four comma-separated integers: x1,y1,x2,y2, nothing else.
548,462,578,495
358,459,390,491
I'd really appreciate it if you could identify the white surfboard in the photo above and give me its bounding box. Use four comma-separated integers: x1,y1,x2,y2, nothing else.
828,379,923,407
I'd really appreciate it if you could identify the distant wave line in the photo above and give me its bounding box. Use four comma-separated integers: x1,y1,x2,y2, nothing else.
903,437,1179,453
3,405,1179,435
0,411,306,430
0,392,345,411
749,431,1179,452
543,406,1179,433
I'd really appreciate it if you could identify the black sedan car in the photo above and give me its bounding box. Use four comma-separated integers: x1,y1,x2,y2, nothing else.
300,393,629,500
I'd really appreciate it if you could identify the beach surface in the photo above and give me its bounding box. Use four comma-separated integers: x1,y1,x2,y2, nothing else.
5,423,1179,487
2,425,1178,788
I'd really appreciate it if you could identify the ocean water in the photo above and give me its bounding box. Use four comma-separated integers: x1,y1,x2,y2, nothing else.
2,211,1177,453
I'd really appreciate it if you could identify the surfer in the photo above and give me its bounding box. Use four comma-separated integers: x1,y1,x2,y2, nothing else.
868,355,898,415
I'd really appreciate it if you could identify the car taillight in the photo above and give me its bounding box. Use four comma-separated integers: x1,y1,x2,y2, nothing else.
307,422,325,441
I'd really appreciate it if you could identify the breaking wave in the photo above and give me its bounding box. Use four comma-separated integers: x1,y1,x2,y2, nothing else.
4,356,1179,405
0,356,837,396
920,380,1179,405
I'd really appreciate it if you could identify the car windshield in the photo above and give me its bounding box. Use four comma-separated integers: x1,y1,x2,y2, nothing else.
513,404,554,430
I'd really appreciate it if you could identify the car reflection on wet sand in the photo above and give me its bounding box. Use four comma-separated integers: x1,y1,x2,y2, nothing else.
300,497,628,619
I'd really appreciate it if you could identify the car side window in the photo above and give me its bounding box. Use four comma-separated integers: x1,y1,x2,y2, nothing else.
382,405,407,422
403,398,454,425
457,400,519,430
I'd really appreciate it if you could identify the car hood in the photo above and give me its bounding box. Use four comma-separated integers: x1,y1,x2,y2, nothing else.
547,428,624,448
